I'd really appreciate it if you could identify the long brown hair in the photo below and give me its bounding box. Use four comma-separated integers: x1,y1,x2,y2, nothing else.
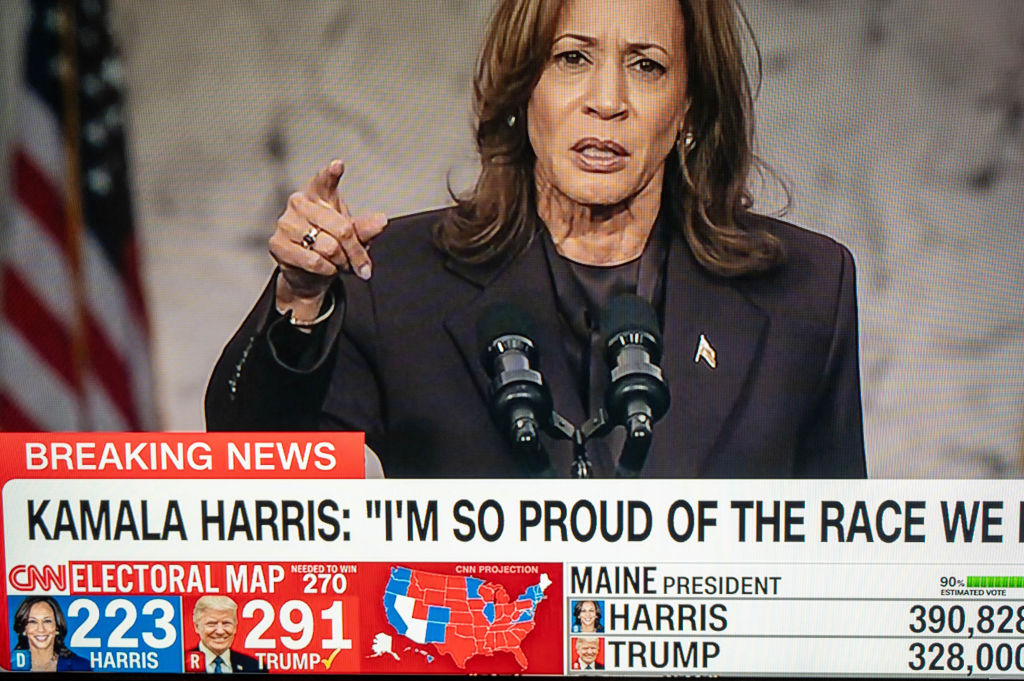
436,0,784,277
13,595,73,658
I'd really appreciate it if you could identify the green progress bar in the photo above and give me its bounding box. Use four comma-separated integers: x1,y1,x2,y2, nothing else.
966,576,1024,588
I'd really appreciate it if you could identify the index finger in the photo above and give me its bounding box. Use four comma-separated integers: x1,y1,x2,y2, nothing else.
303,159,347,213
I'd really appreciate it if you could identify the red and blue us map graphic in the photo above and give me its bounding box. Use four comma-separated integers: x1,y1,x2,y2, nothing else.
361,563,562,674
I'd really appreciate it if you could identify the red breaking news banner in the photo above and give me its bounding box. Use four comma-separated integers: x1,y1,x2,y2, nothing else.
1,432,366,479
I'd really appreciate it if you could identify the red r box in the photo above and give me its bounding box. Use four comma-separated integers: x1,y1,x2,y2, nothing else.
185,651,205,673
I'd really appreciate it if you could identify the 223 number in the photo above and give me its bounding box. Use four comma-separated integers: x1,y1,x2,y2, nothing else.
66,598,177,649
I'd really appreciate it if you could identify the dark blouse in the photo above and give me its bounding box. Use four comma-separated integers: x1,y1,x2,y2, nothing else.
542,218,669,467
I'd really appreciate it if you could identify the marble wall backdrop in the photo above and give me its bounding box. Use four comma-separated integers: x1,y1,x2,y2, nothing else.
2,1,1022,477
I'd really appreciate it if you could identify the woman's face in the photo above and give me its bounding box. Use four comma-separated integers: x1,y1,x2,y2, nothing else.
24,602,57,652
579,601,598,628
528,0,687,208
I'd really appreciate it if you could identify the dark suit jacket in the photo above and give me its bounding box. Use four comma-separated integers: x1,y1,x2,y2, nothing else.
188,646,265,673
206,208,865,478
57,651,92,671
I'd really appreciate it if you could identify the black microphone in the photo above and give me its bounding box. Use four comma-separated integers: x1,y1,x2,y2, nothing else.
600,294,670,476
477,301,554,474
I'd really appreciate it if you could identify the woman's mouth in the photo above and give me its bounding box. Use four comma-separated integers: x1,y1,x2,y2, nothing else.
571,138,629,172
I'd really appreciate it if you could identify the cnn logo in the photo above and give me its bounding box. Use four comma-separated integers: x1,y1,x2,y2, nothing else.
8,564,67,592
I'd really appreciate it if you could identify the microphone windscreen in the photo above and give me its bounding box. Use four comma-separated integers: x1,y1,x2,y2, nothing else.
600,294,661,347
475,301,537,357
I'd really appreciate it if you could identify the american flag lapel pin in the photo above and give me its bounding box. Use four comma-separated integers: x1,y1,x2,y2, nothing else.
694,334,717,369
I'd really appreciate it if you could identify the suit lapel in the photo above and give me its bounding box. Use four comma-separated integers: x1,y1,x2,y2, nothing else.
443,239,586,475
656,233,768,476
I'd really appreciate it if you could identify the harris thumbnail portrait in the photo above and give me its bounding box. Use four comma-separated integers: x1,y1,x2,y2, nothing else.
571,599,604,633
207,0,866,479
11,595,91,672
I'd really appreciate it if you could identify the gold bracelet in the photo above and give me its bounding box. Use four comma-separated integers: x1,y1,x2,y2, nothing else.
285,290,335,328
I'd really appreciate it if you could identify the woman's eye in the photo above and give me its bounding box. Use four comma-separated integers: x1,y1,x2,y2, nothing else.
555,50,587,67
632,57,666,75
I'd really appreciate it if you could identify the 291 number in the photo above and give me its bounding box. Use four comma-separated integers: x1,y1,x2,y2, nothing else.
242,599,352,651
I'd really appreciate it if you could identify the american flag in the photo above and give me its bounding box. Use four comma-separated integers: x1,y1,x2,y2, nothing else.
0,0,157,431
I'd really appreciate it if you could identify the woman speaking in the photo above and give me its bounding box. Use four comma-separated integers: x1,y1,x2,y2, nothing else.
207,0,866,478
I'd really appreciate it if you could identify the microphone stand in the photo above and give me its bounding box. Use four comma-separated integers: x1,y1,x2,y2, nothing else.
548,411,592,479
579,408,653,478
510,403,650,479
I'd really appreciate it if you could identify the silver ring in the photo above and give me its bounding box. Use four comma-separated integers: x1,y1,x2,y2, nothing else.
301,226,320,249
